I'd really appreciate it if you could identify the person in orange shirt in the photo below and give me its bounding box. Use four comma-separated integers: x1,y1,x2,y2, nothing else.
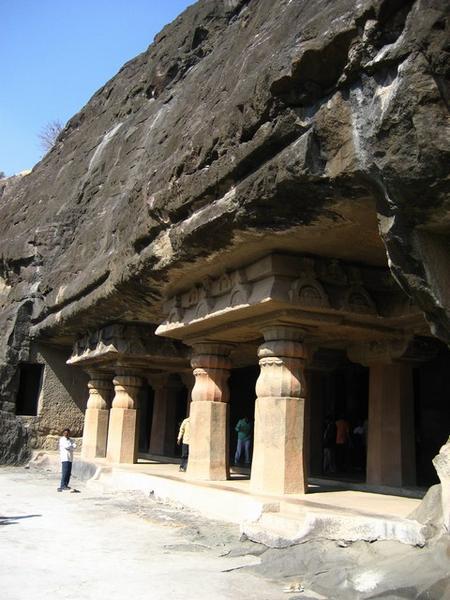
335,416,350,472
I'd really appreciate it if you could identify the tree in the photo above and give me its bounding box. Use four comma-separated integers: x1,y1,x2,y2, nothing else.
38,120,64,152
0,171,5,179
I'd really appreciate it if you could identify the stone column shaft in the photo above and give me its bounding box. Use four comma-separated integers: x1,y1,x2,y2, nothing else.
367,363,416,486
187,343,233,481
106,373,143,464
149,375,179,456
82,375,113,460
251,326,307,495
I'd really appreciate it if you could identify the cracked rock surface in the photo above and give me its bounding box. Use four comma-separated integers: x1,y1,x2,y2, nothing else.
1,0,449,453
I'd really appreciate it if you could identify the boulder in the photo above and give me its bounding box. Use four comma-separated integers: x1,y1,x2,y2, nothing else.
409,441,450,537
432,441,450,532
0,411,31,464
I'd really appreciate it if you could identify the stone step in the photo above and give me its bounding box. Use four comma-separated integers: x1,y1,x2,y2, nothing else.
242,508,427,549
91,465,280,524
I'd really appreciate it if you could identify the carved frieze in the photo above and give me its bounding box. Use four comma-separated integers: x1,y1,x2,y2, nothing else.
68,323,188,366
343,286,377,314
289,277,330,309
156,252,424,341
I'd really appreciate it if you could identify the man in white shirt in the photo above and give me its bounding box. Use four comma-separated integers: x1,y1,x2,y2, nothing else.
177,417,190,472
57,428,77,492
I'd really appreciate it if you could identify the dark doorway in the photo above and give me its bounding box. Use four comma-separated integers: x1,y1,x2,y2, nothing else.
229,365,258,466
414,345,450,486
309,362,369,482
138,384,154,453
174,384,189,458
16,363,44,416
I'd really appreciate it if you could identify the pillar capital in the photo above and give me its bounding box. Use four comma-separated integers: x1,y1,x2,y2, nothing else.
347,336,438,367
189,341,235,354
189,341,233,403
258,325,306,366
256,328,306,401
190,342,234,370
111,374,144,409
86,368,113,380
260,325,305,342
347,339,408,366
86,375,113,409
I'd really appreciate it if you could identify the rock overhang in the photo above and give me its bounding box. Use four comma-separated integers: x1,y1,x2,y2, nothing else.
0,0,449,414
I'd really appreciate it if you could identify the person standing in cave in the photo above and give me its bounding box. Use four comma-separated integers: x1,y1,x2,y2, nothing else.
323,416,337,474
234,416,252,466
335,415,350,472
177,417,191,472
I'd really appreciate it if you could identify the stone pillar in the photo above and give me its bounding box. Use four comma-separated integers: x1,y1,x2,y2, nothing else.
251,326,307,495
366,363,416,486
106,372,143,464
187,343,233,480
82,373,113,460
149,374,180,456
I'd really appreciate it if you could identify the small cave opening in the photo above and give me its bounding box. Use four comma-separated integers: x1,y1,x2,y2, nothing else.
15,363,44,416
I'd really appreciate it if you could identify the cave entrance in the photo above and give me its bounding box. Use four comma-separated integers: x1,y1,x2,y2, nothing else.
414,344,450,487
229,365,258,472
138,383,154,454
138,375,189,460
226,360,371,485
174,384,189,459
308,362,369,484
15,363,44,416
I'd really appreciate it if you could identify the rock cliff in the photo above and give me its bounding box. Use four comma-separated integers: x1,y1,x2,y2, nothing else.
0,0,449,426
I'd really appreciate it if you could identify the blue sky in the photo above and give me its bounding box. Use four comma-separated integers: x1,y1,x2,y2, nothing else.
0,0,193,176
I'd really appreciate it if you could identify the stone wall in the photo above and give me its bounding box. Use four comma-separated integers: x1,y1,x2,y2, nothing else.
25,344,88,450
0,342,88,463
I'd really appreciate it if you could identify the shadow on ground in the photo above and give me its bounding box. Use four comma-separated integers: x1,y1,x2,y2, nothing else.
0,514,42,525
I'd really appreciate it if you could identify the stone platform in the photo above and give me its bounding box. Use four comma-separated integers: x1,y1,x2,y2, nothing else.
30,452,425,548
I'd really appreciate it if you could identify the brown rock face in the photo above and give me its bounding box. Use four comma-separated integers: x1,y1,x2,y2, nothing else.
0,0,449,438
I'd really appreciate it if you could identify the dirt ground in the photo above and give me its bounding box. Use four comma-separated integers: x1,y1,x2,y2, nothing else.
1,467,449,600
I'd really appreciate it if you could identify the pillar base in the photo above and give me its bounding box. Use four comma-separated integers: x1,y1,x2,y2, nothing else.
106,407,137,464
82,408,109,459
251,396,306,495
187,401,229,480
